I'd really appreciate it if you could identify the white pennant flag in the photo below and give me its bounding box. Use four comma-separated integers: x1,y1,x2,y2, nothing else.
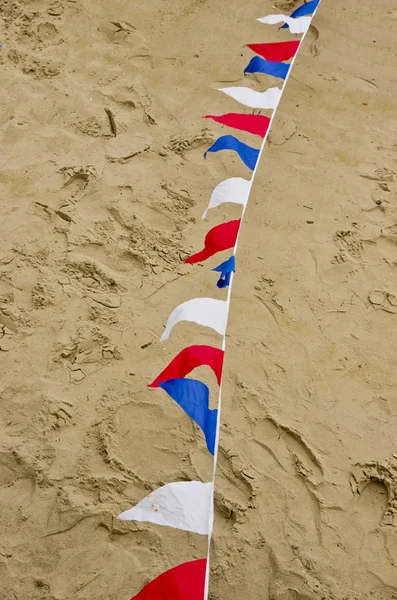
117,481,214,535
202,177,251,219
218,86,282,110
160,297,228,342
257,14,311,34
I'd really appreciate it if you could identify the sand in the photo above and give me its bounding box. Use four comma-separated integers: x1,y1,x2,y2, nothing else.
1,0,397,598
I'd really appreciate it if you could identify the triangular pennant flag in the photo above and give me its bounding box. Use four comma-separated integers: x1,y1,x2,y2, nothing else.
213,255,235,289
160,297,228,341
158,378,218,455
244,56,290,80
282,0,320,23
202,177,250,219
247,41,300,62
184,219,240,264
257,14,311,34
130,559,207,600
204,113,271,137
149,345,224,388
118,481,214,535
204,135,259,170
218,86,282,110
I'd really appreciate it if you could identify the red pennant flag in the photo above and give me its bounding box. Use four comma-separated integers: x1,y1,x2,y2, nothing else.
204,113,270,138
149,345,224,388
131,559,207,600
247,41,300,62
184,219,240,264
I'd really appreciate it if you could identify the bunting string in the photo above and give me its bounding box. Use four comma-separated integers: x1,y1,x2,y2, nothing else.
118,2,323,597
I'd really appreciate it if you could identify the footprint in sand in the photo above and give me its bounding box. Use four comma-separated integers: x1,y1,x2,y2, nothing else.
303,24,320,57
37,21,61,45
273,0,298,10
356,479,389,532
368,289,397,314
350,461,395,528
57,164,99,207
210,380,397,597
268,117,297,146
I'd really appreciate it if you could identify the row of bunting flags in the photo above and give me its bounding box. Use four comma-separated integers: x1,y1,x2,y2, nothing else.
118,1,322,597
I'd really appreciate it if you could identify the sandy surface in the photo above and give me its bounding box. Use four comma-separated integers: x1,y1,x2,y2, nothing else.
1,0,397,598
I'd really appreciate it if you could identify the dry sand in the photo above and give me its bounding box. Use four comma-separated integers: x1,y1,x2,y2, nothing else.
1,0,397,598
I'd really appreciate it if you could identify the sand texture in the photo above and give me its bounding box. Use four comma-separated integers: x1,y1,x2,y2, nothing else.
1,0,397,598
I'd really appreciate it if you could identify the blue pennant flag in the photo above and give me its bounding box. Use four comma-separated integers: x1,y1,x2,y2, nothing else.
212,255,235,288
280,0,320,28
244,56,290,80
204,135,259,171
158,378,218,455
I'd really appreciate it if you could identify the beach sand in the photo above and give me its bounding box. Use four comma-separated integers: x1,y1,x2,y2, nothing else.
1,0,397,598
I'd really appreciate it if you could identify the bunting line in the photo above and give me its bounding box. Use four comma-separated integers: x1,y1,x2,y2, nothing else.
119,2,323,598
204,3,322,598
